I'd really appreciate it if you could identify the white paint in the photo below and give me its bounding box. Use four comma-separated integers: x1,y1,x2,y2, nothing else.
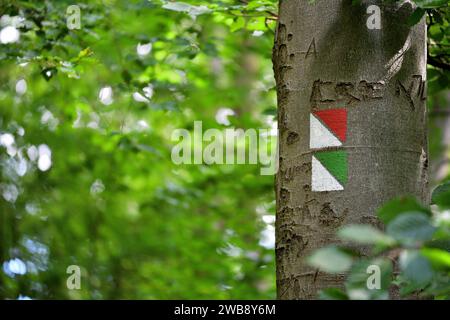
312,156,343,192
310,114,342,149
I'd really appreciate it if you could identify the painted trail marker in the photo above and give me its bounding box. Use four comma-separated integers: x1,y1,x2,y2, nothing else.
310,108,348,192
312,150,348,191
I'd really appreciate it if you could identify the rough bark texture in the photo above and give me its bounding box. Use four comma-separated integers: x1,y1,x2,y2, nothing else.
273,0,428,299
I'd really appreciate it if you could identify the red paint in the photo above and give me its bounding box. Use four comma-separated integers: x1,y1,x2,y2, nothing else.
313,108,347,142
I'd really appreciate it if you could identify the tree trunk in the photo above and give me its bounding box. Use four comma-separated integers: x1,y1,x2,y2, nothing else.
273,0,428,299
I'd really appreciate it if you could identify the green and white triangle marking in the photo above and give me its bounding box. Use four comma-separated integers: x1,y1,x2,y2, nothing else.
312,150,348,192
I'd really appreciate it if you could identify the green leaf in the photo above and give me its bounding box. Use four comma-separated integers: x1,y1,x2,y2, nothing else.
431,181,450,207
386,212,436,243
230,17,246,32
421,248,450,269
338,224,395,246
400,250,434,287
319,288,349,300
377,196,429,225
307,246,353,273
423,274,450,298
77,47,94,60
399,281,423,297
408,8,426,26
262,107,277,116
425,239,450,252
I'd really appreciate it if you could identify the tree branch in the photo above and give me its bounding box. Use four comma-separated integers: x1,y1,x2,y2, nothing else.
428,54,450,71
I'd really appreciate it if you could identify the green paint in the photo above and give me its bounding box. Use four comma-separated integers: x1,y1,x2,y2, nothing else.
314,150,348,185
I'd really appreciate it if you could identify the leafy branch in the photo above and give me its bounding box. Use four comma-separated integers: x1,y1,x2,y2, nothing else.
308,182,450,300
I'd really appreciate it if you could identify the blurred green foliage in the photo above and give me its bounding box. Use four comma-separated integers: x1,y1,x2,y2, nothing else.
0,0,278,299
0,0,449,300
308,185,450,300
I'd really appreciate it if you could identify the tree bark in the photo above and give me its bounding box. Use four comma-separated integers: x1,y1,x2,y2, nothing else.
273,0,428,299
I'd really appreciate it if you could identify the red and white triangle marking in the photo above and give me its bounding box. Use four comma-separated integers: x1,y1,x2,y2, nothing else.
310,109,347,149
310,114,342,149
